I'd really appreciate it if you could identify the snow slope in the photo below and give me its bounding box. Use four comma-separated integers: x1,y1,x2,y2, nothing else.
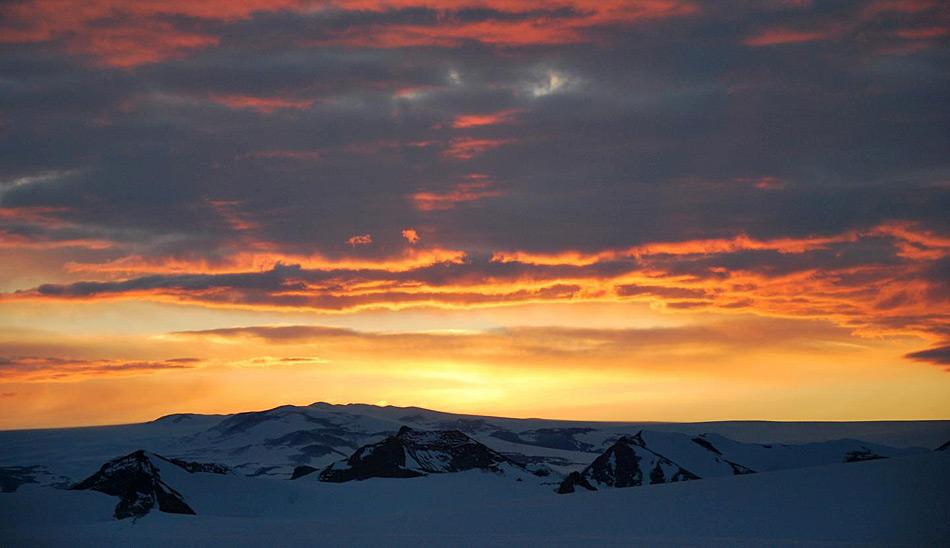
1,451,947,546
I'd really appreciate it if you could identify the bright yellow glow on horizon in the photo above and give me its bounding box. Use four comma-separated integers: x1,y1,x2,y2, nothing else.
1,299,947,430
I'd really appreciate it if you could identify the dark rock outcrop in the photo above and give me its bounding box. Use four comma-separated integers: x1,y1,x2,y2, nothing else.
691,435,755,474
844,448,886,463
71,450,195,519
557,471,596,494
290,465,319,479
691,436,723,455
557,432,699,494
161,456,231,475
314,426,525,482
936,440,950,452
70,451,229,519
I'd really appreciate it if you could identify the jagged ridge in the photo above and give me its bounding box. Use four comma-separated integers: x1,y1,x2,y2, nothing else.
70,450,228,519
559,432,699,493
298,426,527,482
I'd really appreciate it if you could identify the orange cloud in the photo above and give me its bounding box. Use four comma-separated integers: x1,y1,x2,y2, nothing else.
402,228,420,244
209,200,260,232
0,206,114,249
411,175,504,211
750,176,787,190
862,0,939,17
0,232,114,250
0,0,698,67
0,355,199,382
745,1,949,50
315,1,698,49
870,221,950,260
893,26,950,39
346,234,373,246
744,27,840,46
209,94,315,113
70,22,219,68
64,247,468,275
0,0,302,67
451,109,522,128
442,138,513,160
6,222,947,344
0,206,71,225
491,232,855,265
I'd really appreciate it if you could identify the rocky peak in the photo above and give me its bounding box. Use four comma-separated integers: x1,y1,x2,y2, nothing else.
310,427,527,482
558,432,699,494
70,450,228,519
70,450,194,519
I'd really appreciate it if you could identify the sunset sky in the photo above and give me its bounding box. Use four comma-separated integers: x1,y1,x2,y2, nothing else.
1,0,948,429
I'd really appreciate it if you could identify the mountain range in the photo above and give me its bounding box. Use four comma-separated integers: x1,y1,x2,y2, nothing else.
1,402,949,545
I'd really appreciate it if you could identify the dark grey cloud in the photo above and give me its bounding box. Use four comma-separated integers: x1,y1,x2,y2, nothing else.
904,344,950,367
0,0,947,279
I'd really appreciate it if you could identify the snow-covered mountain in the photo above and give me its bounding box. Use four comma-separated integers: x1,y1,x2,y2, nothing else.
557,429,918,493
0,402,943,487
1,403,949,545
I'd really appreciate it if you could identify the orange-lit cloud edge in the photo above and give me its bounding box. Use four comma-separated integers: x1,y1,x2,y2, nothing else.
3,221,947,351
0,0,698,67
2,0,946,69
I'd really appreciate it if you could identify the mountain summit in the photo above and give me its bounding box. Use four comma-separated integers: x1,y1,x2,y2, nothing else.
558,432,699,493
70,450,229,519
70,450,196,519
299,426,529,482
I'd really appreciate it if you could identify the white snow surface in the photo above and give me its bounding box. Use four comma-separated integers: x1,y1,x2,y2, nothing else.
1,452,947,546
1,402,948,545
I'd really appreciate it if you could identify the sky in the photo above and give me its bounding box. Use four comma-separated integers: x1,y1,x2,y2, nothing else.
0,0,948,429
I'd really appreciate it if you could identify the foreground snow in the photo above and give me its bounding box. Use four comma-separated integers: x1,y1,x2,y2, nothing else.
1,451,947,546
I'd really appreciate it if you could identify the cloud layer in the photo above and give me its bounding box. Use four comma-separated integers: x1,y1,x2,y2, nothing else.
1,0,948,384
